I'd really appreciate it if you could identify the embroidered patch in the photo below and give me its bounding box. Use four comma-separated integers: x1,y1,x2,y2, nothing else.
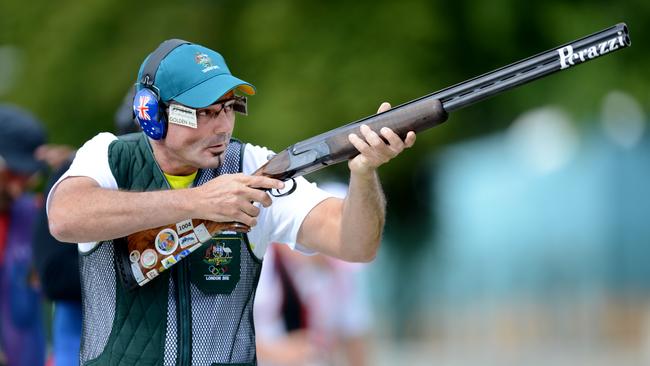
194,52,220,73
202,241,233,280
189,235,243,295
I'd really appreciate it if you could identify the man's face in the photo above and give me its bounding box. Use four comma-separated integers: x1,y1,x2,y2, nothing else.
156,92,237,175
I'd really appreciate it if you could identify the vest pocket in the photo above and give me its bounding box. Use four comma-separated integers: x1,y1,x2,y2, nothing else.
188,235,242,294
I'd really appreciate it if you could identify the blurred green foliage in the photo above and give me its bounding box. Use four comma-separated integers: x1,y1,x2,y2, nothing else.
1,0,647,218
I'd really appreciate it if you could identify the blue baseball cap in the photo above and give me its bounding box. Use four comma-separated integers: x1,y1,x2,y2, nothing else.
0,104,46,174
137,42,255,108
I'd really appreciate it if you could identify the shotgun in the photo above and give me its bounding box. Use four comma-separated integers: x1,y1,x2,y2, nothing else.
119,23,630,289
254,22,630,182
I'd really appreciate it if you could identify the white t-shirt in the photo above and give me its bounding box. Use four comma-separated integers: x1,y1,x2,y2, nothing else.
46,132,334,258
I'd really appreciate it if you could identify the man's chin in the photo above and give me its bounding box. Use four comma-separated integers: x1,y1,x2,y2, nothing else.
199,153,223,169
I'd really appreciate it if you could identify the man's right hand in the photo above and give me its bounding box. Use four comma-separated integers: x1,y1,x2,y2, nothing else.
49,173,283,243
192,173,284,228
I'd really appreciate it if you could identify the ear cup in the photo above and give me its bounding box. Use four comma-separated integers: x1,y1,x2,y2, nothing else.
134,39,190,140
133,88,166,140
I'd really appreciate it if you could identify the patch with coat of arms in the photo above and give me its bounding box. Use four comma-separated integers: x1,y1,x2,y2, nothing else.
189,234,242,294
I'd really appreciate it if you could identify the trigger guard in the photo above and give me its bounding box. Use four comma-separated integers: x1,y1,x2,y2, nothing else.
270,178,297,197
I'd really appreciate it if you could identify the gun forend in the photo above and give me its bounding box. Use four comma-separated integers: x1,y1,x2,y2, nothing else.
254,98,448,180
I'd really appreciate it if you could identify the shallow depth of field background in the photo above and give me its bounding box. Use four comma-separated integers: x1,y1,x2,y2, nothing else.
2,0,649,364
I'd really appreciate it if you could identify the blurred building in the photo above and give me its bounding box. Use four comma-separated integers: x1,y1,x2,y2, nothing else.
368,94,650,366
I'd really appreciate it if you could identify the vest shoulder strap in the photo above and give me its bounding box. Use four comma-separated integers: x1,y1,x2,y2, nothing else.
108,132,167,191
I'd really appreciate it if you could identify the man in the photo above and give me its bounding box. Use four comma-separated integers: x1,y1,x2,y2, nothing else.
0,105,47,366
47,40,415,365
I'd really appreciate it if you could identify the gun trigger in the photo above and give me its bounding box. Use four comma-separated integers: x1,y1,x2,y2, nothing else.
270,178,297,198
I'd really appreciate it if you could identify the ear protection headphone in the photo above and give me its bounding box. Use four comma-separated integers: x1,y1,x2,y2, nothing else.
133,39,190,140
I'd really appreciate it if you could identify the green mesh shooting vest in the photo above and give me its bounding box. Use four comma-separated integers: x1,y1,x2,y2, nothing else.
78,133,262,366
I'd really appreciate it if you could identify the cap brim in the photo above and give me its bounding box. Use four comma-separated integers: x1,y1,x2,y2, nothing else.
172,74,256,108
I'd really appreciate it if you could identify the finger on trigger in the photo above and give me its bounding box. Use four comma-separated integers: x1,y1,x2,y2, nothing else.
251,176,284,190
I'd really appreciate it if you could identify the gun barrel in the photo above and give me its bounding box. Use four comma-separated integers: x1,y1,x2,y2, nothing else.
430,23,630,112
256,23,631,181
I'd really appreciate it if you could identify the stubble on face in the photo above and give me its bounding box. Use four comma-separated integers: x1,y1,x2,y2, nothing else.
194,131,232,167
155,130,232,174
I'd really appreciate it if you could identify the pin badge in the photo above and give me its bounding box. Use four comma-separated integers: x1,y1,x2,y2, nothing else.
141,249,158,269
155,228,179,255
129,250,141,263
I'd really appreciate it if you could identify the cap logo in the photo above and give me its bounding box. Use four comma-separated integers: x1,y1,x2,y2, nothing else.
194,52,220,73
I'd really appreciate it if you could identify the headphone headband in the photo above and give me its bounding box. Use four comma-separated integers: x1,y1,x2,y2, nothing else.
141,39,191,87
134,39,191,140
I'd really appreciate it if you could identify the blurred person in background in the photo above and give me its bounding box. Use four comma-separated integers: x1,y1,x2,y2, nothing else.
256,247,371,366
255,182,370,366
33,144,79,366
46,39,414,365
0,105,47,366
32,143,77,366
31,88,139,366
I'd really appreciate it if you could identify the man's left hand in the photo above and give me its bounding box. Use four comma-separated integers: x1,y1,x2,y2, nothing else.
347,102,416,175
